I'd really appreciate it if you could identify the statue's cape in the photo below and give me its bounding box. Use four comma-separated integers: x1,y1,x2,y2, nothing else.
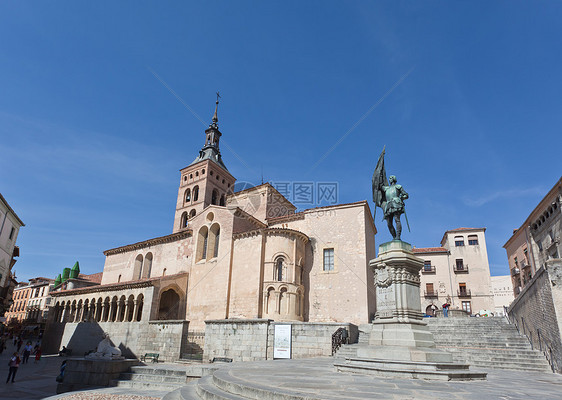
372,147,388,216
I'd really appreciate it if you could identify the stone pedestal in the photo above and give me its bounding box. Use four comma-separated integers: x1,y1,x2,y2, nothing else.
335,240,486,380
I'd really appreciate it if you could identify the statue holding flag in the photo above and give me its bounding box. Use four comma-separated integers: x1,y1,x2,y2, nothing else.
372,147,410,240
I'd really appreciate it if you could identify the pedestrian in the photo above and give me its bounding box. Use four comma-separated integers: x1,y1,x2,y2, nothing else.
34,346,42,364
6,352,21,383
0,338,5,355
442,302,450,318
22,342,33,364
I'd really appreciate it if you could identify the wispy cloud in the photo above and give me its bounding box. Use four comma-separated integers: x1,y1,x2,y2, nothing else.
463,187,545,207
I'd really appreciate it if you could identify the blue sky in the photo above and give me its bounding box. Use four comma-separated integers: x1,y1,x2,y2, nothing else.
1,2,561,281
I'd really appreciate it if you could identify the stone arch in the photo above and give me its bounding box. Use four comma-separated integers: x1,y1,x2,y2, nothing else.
143,252,153,279
110,296,118,322
126,295,135,322
425,304,436,317
134,254,143,280
118,295,126,322
136,294,144,322
83,299,89,322
193,185,199,202
102,297,110,322
70,300,77,322
184,188,191,203
95,298,103,322
89,298,97,321
219,194,225,207
197,226,209,262
211,189,219,205
75,300,83,322
158,288,181,320
266,286,275,314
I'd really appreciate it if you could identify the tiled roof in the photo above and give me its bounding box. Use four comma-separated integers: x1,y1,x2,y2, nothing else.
412,247,448,254
78,272,103,284
51,272,188,296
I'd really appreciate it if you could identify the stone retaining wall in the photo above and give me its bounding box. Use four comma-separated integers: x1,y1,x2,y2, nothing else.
267,321,358,359
507,261,562,373
204,319,271,362
203,319,358,362
57,358,140,394
44,319,189,362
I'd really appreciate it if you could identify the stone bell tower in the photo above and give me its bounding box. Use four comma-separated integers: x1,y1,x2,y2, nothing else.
173,95,236,232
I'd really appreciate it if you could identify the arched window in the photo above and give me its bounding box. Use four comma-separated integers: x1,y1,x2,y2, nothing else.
118,274,121,283
214,227,220,257
162,268,167,276
134,254,143,280
189,209,196,218
197,226,209,262
211,189,218,205
209,224,220,259
193,186,199,202
275,258,284,281
143,252,153,279
181,212,188,228
220,194,225,206
185,188,191,203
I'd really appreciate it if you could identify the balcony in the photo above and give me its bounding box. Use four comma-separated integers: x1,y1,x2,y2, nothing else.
421,266,436,274
453,264,469,273
424,291,439,298
511,267,520,276
457,289,471,298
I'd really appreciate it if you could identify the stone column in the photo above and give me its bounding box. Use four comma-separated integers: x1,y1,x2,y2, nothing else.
132,300,139,322
101,304,108,322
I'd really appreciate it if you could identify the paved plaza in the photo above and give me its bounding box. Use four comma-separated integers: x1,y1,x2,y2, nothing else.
0,341,59,399
36,356,562,400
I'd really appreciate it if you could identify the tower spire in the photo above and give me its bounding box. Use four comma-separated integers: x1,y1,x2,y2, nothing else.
211,91,221,126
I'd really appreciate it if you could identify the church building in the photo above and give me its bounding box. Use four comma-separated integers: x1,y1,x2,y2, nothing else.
45,100,377,360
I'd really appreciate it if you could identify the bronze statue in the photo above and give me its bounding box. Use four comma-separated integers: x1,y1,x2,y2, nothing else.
372,147,409,240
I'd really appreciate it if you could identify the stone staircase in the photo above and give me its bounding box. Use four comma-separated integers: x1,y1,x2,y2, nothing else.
112,363,217,392
334,318,551,373
427,317,552,372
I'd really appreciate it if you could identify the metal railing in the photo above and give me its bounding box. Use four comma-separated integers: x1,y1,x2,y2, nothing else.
423,290,439,298
331,327,348,355
457,289,471,297
421,266,436,274
505,310,557,373
453,264,469,273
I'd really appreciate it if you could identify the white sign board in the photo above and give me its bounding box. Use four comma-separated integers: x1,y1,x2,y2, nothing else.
273,324,292,359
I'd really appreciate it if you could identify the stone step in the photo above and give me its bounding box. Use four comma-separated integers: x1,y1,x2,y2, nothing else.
433,341,531,348
130,366,187,377
197,375,248,400
335,358,487,381
111,378,185,391
163,382,201,400
119,372,187,384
